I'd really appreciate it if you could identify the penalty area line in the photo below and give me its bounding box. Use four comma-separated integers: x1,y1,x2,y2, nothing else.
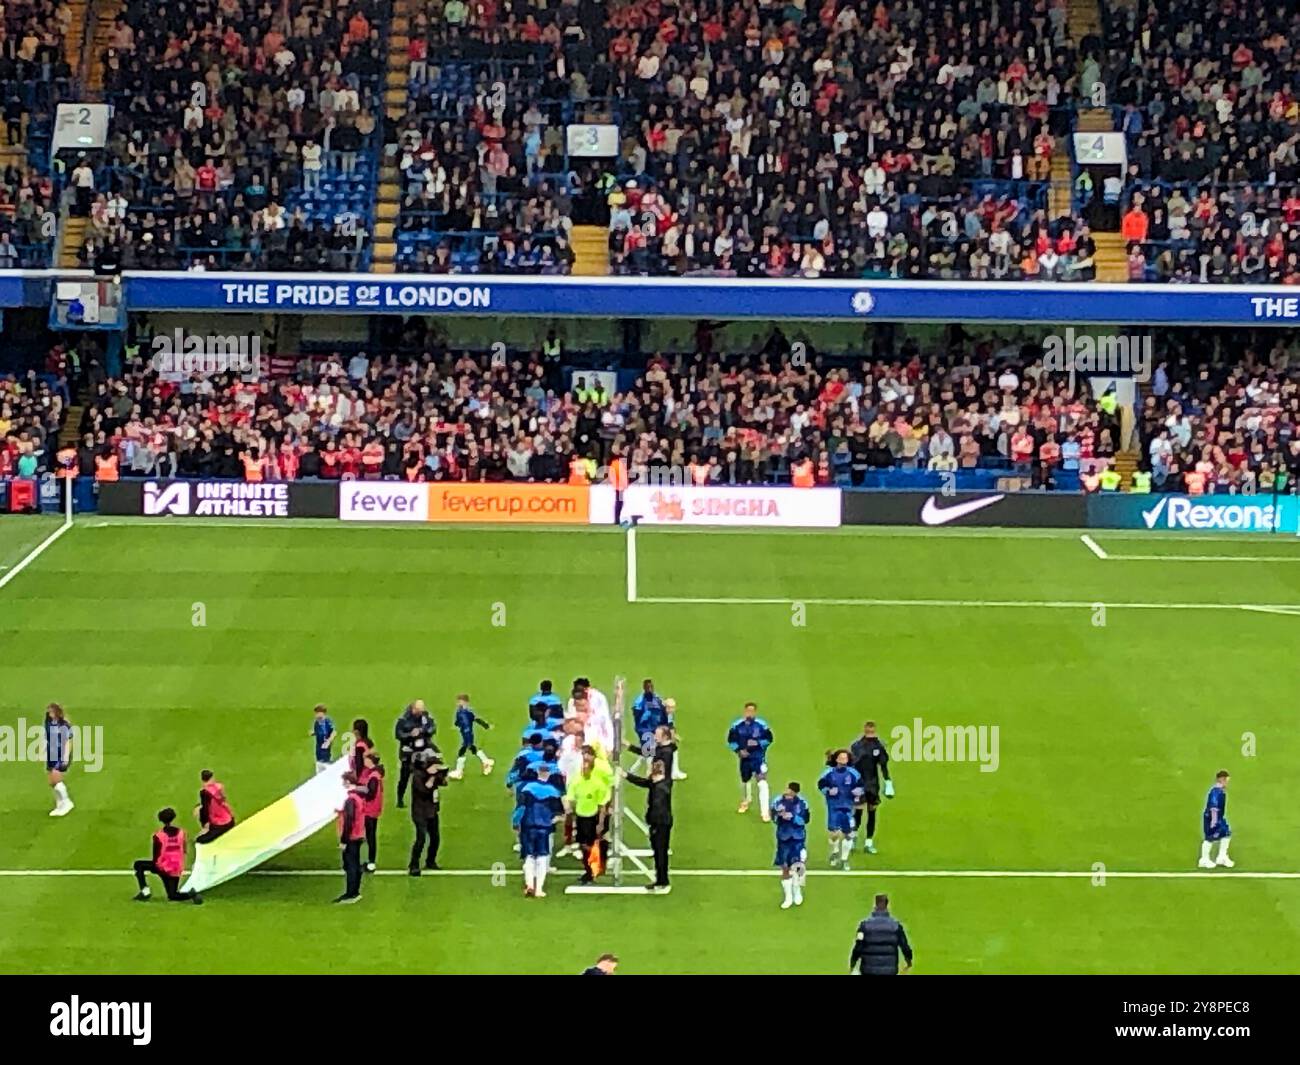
1105,553,1300,563
635,595,1300,613
0,868,1297,880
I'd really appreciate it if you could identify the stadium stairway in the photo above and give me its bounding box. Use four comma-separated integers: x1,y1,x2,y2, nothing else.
571,225,609,276
1076,108,1113,134
383,0,411,122
58,407,83,448
63,0,88,89
1113,449,1139,488
1049,146,1073,219
58,217,87,269
1092,232,1127,280
1067,0,1102,39
372,0,413,274
84,0,122,97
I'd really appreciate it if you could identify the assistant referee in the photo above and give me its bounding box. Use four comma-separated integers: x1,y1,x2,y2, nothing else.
849,894,914,975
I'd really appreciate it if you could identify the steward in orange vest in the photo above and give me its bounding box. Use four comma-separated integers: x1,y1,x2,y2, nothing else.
94,451,119,482
568,453,590,485
608,455,628,491
791,457,815,487
132,807,203,903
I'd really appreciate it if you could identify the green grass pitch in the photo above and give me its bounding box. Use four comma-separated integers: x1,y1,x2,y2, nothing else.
1,518,1298,974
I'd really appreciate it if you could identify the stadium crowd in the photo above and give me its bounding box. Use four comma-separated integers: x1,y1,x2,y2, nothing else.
6,329,1297,493
1135,348,1300,494
5,0,1297,280
1,0,73,268
0,0,72,128
76,0,386,272
12,0,1293,282
1097,0,1300,282
0,163,57,268
32,344,1120,487
0,363,67,481
391,0,1091,279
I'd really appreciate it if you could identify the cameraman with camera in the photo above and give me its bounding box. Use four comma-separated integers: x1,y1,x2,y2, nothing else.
394,699,436,808
409,747,450,874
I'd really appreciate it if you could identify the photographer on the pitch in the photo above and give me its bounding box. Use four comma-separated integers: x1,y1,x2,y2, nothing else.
408,748,450,874
394,700,436,808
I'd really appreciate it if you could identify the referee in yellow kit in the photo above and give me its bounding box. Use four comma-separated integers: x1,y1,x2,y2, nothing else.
565,745,613,884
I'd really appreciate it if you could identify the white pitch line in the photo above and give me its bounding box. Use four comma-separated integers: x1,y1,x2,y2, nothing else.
636,595,1300,613
626,524,638,603
1080,534,1108,560
1108,554,1300,563
1,868,1298,880
0,521,73,592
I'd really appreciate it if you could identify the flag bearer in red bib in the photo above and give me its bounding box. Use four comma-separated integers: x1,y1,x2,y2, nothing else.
335,773,367,903
356,749,386,873
133,808,203,904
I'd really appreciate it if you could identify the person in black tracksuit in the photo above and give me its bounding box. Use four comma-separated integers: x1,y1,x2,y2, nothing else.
623,759,673,890
849,720,893,853
850,894,914,975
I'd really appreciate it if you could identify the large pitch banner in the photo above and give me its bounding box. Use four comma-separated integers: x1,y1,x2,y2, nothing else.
622,485,842,527
181,758,350,895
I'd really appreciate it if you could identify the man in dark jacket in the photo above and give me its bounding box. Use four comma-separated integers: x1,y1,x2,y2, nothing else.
626,724,677,778
623,759,672,891
850,894,913,975
394,700,436,808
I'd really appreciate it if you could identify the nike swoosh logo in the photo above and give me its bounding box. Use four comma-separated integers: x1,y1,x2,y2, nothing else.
919,494,1006,526
1141,498,1167,529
